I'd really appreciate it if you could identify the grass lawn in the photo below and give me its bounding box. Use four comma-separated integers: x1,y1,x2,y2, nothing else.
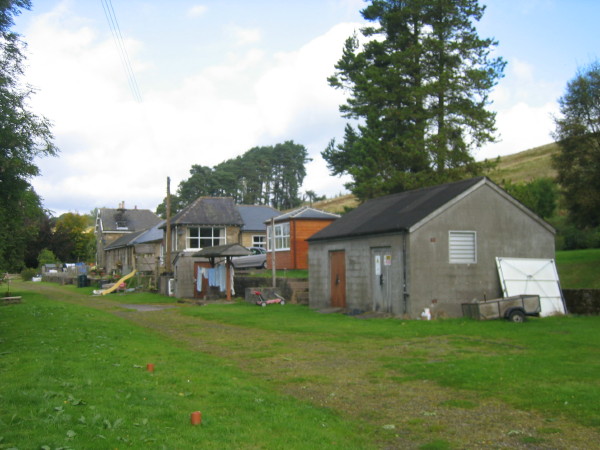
0,289,373,449
556,248,600,289
3,279,600,448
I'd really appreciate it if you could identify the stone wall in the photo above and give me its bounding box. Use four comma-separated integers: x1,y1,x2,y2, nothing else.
563,289,600,315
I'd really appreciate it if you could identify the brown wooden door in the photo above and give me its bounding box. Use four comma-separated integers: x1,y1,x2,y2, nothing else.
330,250,346,307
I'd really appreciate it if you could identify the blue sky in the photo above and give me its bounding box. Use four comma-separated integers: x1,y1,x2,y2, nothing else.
13,0,600,215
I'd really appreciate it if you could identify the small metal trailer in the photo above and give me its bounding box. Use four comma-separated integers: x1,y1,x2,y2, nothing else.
462,294,541,322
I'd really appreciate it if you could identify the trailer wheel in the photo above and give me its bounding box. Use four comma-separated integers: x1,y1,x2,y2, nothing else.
508,309,525,323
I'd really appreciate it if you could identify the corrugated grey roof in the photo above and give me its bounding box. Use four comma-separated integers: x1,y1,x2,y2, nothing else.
166,197,244,227
269,206,340,224
99,208,161,232
237,205,280,231
308,177,485,241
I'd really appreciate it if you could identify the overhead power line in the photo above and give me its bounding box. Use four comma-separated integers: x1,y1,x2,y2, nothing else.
101,0,143,103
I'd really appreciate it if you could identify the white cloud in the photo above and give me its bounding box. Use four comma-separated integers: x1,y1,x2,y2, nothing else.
478,101,558,160
24,1,361,214
227,24,262,46
187,5,207,17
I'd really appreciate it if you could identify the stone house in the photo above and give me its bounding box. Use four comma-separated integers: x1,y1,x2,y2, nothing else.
162,197,244,298
95,204,161,271
237,205,280,249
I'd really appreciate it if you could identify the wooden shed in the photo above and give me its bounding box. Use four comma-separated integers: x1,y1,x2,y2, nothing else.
307,177,556,318
266,206,339,270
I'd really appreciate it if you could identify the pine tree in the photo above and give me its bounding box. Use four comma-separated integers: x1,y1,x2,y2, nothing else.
324,0,504,199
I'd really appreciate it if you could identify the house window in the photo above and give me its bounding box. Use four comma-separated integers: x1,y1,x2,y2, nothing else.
267,222,290,251
187,226,226,249
252,235,266,248
449,231,477,264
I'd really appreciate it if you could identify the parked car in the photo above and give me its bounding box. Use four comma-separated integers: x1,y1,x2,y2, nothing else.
232,247,267,269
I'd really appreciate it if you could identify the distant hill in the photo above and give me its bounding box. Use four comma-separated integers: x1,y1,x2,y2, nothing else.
312,142,560,214
484,142,559,185
311,193,359,214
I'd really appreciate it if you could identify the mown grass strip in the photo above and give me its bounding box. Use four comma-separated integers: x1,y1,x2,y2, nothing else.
183,302,600,429
0,291,375,449
556,248,600,289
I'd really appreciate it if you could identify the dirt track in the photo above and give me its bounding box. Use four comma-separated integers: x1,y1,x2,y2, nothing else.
19,282,600,449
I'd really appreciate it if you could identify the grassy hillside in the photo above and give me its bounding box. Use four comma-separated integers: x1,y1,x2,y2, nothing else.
484,142,559,184
311,193,358,214
313,142,560,213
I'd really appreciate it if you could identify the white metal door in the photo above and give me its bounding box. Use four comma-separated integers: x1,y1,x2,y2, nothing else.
496,257,566,317
372,247,393,313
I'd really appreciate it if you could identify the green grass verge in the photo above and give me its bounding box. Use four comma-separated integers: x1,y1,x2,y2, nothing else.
0,292,374,449
183,303,600,429
243,269,308,279
556,249,600,289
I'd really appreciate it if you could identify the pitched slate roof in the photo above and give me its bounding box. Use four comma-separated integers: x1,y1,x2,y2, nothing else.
237,205,280,231
269,206,340,224
308,177,486,241
193,243,251,258
98,208,161,233
135,220,165,243
166,197,244,227
104,221,165,250
104,230,145,250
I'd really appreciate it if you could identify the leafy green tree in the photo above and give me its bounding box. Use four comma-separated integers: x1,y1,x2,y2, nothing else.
502,178,557,219
23,196,53,268
37,248,58,267
324,0,504,200
552,61,600,228
51,213,94,263
0,0,58,271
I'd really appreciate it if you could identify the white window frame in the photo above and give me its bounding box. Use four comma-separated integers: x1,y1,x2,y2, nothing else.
186,226,226,250
252,235,266,248
267,222,290,251
449,231,477,264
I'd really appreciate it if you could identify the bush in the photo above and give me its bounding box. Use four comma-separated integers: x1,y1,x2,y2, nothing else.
20,267,38,282
552,220,600,251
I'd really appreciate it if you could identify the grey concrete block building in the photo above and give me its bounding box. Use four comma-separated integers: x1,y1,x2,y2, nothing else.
307,177,556,319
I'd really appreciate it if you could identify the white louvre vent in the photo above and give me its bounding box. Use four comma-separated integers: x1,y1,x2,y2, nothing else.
449,231,477,264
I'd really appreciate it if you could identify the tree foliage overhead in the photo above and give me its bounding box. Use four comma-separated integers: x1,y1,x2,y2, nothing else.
324,0,504,200
552,61,600,228
0,0,58,271
157,141,310,216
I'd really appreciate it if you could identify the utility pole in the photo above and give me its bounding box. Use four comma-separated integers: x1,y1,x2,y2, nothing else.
271,217,276,288
165,177,172,274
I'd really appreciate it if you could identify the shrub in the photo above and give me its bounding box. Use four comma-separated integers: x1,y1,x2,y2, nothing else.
20,267,38,282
